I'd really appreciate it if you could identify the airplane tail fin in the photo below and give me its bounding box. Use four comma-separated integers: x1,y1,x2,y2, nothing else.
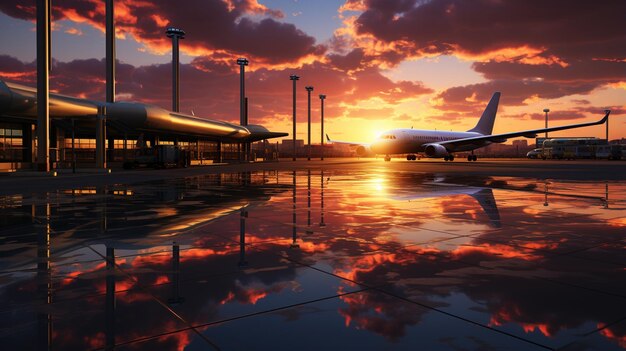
467,92,500,135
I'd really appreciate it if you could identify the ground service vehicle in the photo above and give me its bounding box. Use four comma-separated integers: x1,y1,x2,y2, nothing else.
124,145,190,169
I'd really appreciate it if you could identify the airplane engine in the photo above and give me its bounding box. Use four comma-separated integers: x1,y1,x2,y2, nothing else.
355,145,372,156
424,144,449,158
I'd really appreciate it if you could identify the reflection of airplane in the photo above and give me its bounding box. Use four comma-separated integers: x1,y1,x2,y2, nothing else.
388,175,502,228
325,174,502,227
327,92,610,162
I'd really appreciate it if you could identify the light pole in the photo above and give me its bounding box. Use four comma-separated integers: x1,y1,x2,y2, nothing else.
605,109,610,141
319,94,326,160
237,58,248,126
543,108,550,139
106,0,115,104
166,27,185,112
290,75,299,161
305,86,313,161
237,58,249,161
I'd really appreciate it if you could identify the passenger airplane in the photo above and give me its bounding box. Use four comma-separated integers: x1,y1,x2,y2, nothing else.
328,92,610,161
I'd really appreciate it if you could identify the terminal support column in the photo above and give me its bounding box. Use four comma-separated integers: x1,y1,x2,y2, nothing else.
36,0,51,172
96,106,107,169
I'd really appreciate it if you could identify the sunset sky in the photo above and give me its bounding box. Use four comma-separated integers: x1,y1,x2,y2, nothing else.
0,0,624,142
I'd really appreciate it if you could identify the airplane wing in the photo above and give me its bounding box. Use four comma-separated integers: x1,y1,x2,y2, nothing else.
437,110,610,152
325,134,368,147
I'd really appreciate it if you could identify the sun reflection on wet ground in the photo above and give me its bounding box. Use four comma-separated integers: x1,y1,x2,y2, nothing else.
1,169,625,350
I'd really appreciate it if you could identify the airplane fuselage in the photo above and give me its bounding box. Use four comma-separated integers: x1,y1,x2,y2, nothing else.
370,129,487,155
332,91,609,161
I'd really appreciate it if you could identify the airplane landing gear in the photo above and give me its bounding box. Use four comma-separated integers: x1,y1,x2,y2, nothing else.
444,155,455,161
467,154,477,161
384,155,391,162
406,154,417,161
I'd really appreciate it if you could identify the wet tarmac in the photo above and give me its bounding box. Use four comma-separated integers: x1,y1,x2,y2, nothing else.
1,160,625,350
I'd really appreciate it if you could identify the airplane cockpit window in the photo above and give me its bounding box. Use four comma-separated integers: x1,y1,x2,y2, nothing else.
380,134,397,140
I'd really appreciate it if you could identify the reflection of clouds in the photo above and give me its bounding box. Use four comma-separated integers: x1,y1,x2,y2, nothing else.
1,170,625,349
297,173,625,346
451,243,540,261
0,240,302,349
338,291,424,341
600,324,626,348
608,217,626,227
335,253,398,281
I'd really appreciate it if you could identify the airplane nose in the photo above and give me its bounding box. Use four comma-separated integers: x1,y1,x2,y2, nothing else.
370,142,383,154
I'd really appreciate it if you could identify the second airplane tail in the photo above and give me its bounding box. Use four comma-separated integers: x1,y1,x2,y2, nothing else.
467,92,500,135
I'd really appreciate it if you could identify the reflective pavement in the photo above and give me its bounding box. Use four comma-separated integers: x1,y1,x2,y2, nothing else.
1,168,625,350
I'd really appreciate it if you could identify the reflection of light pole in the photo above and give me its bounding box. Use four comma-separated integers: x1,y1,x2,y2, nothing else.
319,94,326,161
166,27,185,112
290,75,300,161
307,169,311,233
604,182,609,209
168,242,184,304
239,208,248,267
543,182,549,207
320,171,326,227
105,247,115,350
305,86,314,161
37,202,51,349
291,171,299,248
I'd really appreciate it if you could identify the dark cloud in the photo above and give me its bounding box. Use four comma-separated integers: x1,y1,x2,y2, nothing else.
436,80,600,110
520,106,626,121
472,59,626,84
351,67,433,103
0,0,323,65
328,48,366,72
352,0,626,106
355,0,626,59
0,55,36,81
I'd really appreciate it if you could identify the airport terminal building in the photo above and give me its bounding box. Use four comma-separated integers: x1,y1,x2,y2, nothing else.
0,81,287,171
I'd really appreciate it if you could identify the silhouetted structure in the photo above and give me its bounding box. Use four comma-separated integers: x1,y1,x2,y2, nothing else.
166,27,185,112
319,94,326,160
290,75,300,161
305,86,313,160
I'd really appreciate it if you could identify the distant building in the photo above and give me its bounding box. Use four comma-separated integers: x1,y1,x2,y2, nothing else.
278,139,305,157
274,139,354,158
512,139,528,148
